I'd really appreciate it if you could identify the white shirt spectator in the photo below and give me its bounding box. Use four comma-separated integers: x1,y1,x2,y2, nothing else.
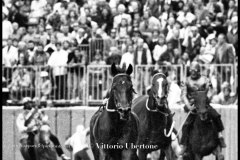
177,12,196,24
2,19,13,41
48,49,69,76
153,44,168,62
2,45,18,67
65,125,89,155
30,0,47,18
120,52,134,69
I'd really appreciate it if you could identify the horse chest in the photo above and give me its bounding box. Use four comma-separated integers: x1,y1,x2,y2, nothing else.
190,118,219,155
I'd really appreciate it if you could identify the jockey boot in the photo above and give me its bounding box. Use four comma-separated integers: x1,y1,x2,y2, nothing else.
61,154,70,160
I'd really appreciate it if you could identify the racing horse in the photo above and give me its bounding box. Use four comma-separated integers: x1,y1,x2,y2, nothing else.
90,63,139,160
132,71,178,160
34,124,58,160
182,91,224,160
20,124,57,160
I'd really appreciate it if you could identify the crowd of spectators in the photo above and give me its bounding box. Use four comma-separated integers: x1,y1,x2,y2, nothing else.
2,0,238,104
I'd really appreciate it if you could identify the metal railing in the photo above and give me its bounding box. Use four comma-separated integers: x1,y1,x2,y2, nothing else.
2,64,238,105
134,65,184,95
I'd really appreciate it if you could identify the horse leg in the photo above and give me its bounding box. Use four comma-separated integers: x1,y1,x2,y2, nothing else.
171,132,182,157
212,146,224,160
164,144,179,160
138,149,148,160
99,148,107,160
159,150,165,160
122,149,139,160
194,154,202,160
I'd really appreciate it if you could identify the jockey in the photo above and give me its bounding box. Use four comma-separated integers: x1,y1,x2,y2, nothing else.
16,97,70,160
179,61,226,154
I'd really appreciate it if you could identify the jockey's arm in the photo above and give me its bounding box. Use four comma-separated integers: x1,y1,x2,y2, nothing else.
24,108,38,126
16,113,28,133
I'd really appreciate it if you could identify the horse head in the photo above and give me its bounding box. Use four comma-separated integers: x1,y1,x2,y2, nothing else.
109,63,136,121
192,91,208,121
148,71,169,112
39,124,51,145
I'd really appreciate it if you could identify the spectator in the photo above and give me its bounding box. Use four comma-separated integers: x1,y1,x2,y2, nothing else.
44,35,57,55
29,0,47,19
153,34,168,65
139,10,161,38
21,24,37,43
48,41,69,100
113,4,132,29
120,44,134,69
198,34,217,64
3,37,18,67
39,71,52,101
177,3,196,24
47,10,62,31
159,3,172,30
134,38,152,65
227,16,238,56
31,42,49,66
8,67,32,100
76,28,89,45
90,50,106,65
165,17,176,42
211,81,236,105
27,41,37,63
3,7,13,46
67,48,87,100
67,10,79,29
65,125,90,160
225,0,237,20
100,6,113,34
183,26,204,62
214,34,235,64
56,25,72,43
36,25,49,46
117,18,130,39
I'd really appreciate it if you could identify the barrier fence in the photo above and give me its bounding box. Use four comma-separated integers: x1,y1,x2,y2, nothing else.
2,105,238,160
2,64,237,105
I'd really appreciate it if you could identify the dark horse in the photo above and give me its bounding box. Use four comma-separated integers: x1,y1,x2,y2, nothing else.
90,63,139,160
182,91,224,160
132,71,178,160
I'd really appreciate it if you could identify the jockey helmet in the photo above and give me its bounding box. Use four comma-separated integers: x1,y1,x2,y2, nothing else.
190,61,201,79
23,97,33,110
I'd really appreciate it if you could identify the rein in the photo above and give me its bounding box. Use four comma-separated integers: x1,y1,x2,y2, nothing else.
145,98,169,116
145,97,175,137
105,99,118,112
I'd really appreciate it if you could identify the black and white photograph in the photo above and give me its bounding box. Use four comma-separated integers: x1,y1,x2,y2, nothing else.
2,0,238,159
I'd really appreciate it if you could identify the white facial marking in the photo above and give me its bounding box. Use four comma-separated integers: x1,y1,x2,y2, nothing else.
157,78,164,98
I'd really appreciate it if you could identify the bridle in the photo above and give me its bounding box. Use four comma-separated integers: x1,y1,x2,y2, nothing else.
105,73,133,112
150,73,169,109
146,72,175,137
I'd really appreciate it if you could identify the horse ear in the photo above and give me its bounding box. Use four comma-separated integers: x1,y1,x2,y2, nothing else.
126,64,133,75
111,63,118,76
